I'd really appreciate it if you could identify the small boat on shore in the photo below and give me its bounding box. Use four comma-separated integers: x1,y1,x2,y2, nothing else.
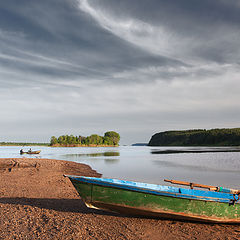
65,175,240,223
20,150,41,155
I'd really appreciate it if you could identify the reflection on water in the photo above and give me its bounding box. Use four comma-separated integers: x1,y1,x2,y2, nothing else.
152,160,239,173
63,151,120,158
61,151,120,165
104,158,120,164
151,146,240,154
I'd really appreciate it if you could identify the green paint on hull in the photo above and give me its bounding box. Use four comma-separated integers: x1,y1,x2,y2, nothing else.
71,180,240,223
71,181,92,202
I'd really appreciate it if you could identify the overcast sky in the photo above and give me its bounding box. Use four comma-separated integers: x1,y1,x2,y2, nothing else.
0,0,240,144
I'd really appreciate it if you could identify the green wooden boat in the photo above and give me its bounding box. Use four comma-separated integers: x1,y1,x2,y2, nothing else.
65,175,240,223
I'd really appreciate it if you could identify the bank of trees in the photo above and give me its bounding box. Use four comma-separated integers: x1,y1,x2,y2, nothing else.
148,128,240,146
0,142,48,146
50,131,120,146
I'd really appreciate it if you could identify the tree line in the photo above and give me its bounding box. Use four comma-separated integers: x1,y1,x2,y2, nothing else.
0,142,48,146
148,128,240,146
50,131,120,147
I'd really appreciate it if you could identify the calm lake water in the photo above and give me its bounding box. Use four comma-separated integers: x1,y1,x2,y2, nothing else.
1,145,240,188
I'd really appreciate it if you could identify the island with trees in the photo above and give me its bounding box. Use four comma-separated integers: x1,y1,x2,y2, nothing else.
50,131,120,147
148,128,240,146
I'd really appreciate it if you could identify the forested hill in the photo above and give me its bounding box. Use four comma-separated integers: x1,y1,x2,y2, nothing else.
148,128,240,146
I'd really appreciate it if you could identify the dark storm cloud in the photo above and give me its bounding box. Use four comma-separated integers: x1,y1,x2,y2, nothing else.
89,0,240,33
83,0,240,64
99,0,240,24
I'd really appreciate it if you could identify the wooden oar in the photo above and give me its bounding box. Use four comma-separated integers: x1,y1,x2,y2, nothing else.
164,179,240,194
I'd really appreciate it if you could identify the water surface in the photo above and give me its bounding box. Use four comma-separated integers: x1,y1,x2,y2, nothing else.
1,146,240,188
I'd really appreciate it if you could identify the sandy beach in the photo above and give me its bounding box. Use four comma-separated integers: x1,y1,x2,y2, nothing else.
0,158,240,239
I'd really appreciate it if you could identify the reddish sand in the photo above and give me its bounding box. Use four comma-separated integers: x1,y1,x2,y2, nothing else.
0,158,240,239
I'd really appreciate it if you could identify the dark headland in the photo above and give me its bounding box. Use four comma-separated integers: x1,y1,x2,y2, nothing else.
148,128,240,147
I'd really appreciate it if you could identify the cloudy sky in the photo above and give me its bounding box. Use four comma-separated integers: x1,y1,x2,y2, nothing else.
0,0,240,144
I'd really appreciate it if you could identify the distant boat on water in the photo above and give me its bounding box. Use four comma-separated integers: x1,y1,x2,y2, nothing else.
66,175,240,223
20,150,41,155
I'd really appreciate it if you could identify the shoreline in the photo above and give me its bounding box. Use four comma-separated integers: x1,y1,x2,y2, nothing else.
0,158,240,239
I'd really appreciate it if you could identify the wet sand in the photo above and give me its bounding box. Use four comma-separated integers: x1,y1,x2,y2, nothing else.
0,158,240,239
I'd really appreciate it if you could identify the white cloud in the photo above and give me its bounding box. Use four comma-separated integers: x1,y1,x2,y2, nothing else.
78,0,180,58
113,62,237,82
